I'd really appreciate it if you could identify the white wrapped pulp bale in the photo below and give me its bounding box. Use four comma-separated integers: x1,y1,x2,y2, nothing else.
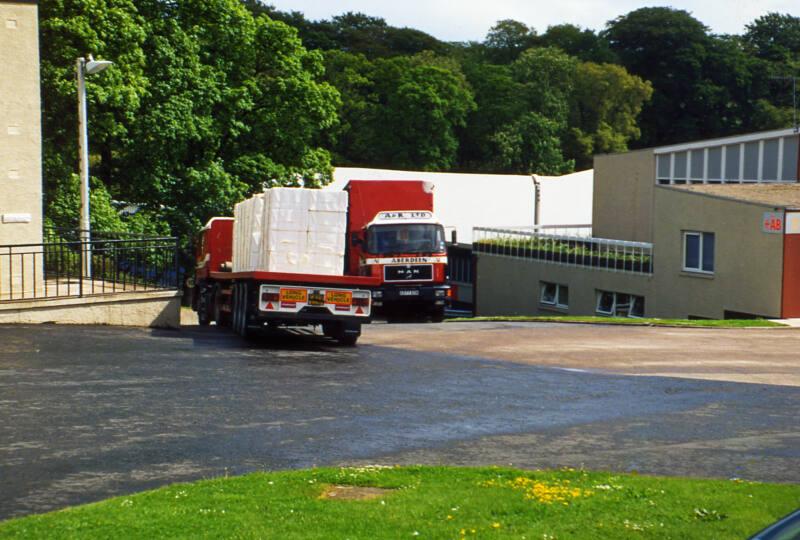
232,187,348,275
232,193,266,272
307,230,345,255
309,190,348,212
307,253,344,276
267,207,309,232
260,251,312,273
268,187,311,210
308,211,347,233
265,229,307,253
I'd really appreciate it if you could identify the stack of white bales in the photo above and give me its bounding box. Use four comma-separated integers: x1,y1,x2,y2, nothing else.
232,188,348,275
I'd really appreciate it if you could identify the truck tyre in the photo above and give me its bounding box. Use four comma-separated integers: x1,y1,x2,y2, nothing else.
212,286,226,327
237,283,251,338
338,334,358,346
322,323,336,338
197,288,211,326
335,322,361,346
233,283,243,335
430,307,446,323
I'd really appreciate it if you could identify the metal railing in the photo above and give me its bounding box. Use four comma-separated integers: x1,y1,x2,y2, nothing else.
473,226,653,274
0,233,179,303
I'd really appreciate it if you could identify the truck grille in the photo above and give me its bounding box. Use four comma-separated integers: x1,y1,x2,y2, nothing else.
384,264,433,282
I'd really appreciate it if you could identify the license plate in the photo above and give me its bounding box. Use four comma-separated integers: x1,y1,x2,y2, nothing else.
309,292,325,306
399,289,420,296
280,288,307,303
325,291,352,305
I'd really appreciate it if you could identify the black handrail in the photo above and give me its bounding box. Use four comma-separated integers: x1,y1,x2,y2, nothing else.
0,235,179,303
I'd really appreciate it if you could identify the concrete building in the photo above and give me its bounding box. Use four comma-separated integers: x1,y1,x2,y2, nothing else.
476,129,800,320
0,0,42,246
0,0,180,326
0,0,42,300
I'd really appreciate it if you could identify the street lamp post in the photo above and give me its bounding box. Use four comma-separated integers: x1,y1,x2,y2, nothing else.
76,55,113,278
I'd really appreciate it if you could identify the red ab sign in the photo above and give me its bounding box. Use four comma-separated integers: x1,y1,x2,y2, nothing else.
763,212,784,234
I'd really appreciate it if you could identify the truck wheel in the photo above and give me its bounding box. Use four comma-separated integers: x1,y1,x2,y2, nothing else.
197,289,211,326
237,283,251,338
337,333,358,346
233,283,243,335
335,322,360,346
430,307,446,323
212,286,226,327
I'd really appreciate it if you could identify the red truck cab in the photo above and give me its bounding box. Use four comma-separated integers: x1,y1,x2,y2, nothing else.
194,217,234,280
345,180,450,320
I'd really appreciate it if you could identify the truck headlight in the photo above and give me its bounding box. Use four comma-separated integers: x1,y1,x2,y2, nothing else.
435,289,446,297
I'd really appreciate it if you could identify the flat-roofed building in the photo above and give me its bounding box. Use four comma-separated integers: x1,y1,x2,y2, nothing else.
0,0,42,298
476,130,800,320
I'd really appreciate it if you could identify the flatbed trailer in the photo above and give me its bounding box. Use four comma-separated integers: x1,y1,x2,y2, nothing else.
197,270,380,345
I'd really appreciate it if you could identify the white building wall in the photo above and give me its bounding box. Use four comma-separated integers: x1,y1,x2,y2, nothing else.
535,170,594,227
330,167,593,244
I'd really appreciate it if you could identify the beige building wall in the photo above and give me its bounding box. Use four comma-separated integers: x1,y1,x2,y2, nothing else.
592,149,656,243
650,187,784,319
475,255,654,317
0,0,42,245
476,188,786,320
0,0,42,299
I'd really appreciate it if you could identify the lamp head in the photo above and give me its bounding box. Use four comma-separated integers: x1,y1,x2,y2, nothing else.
85,55,113,75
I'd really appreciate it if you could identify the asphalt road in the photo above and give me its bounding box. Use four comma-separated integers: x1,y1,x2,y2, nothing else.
1,322,799,519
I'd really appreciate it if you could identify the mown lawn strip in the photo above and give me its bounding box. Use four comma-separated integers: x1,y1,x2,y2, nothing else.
446,316,785,328
1,466,798,539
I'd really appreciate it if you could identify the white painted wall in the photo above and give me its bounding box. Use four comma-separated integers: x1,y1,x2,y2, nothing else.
330,167,593,244
535,169,594,226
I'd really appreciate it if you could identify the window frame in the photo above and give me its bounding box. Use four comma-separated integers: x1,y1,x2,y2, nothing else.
596,290,615,315
540,281,568,309
682,231,715,274
596,290,645,318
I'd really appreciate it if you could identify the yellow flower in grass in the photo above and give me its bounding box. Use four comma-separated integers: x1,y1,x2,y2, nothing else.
506,477,594,505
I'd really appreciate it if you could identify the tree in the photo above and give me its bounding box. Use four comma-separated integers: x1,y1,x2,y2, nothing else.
490,112,573,174
744,13,800,64
538,24,617,64
484,19,537,63
323,52,475,170
40,0,341,245
458,62,524,169
567,62,653,168
603,7,755,146
375,55,476,169
743,13,800,130
39,0,148,219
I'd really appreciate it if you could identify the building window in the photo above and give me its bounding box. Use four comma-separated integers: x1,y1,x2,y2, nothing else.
683,231,714,273
540,282,568,308
654,133,800,184
596,290,645,318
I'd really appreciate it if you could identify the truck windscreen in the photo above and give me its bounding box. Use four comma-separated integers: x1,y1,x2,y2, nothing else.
367,224,445,255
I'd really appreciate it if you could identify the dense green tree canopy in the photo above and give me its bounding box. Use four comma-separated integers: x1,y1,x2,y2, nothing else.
483,19,537,63
40,0,339,242
324,51,475,170
38,1,798,246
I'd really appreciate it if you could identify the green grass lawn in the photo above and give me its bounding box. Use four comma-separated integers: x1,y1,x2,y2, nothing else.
2,466,798,539
447,316,786,328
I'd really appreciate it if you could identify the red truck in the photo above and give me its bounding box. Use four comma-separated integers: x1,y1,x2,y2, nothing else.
345,180,450,320
192,181,449,343
192,216,378,345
